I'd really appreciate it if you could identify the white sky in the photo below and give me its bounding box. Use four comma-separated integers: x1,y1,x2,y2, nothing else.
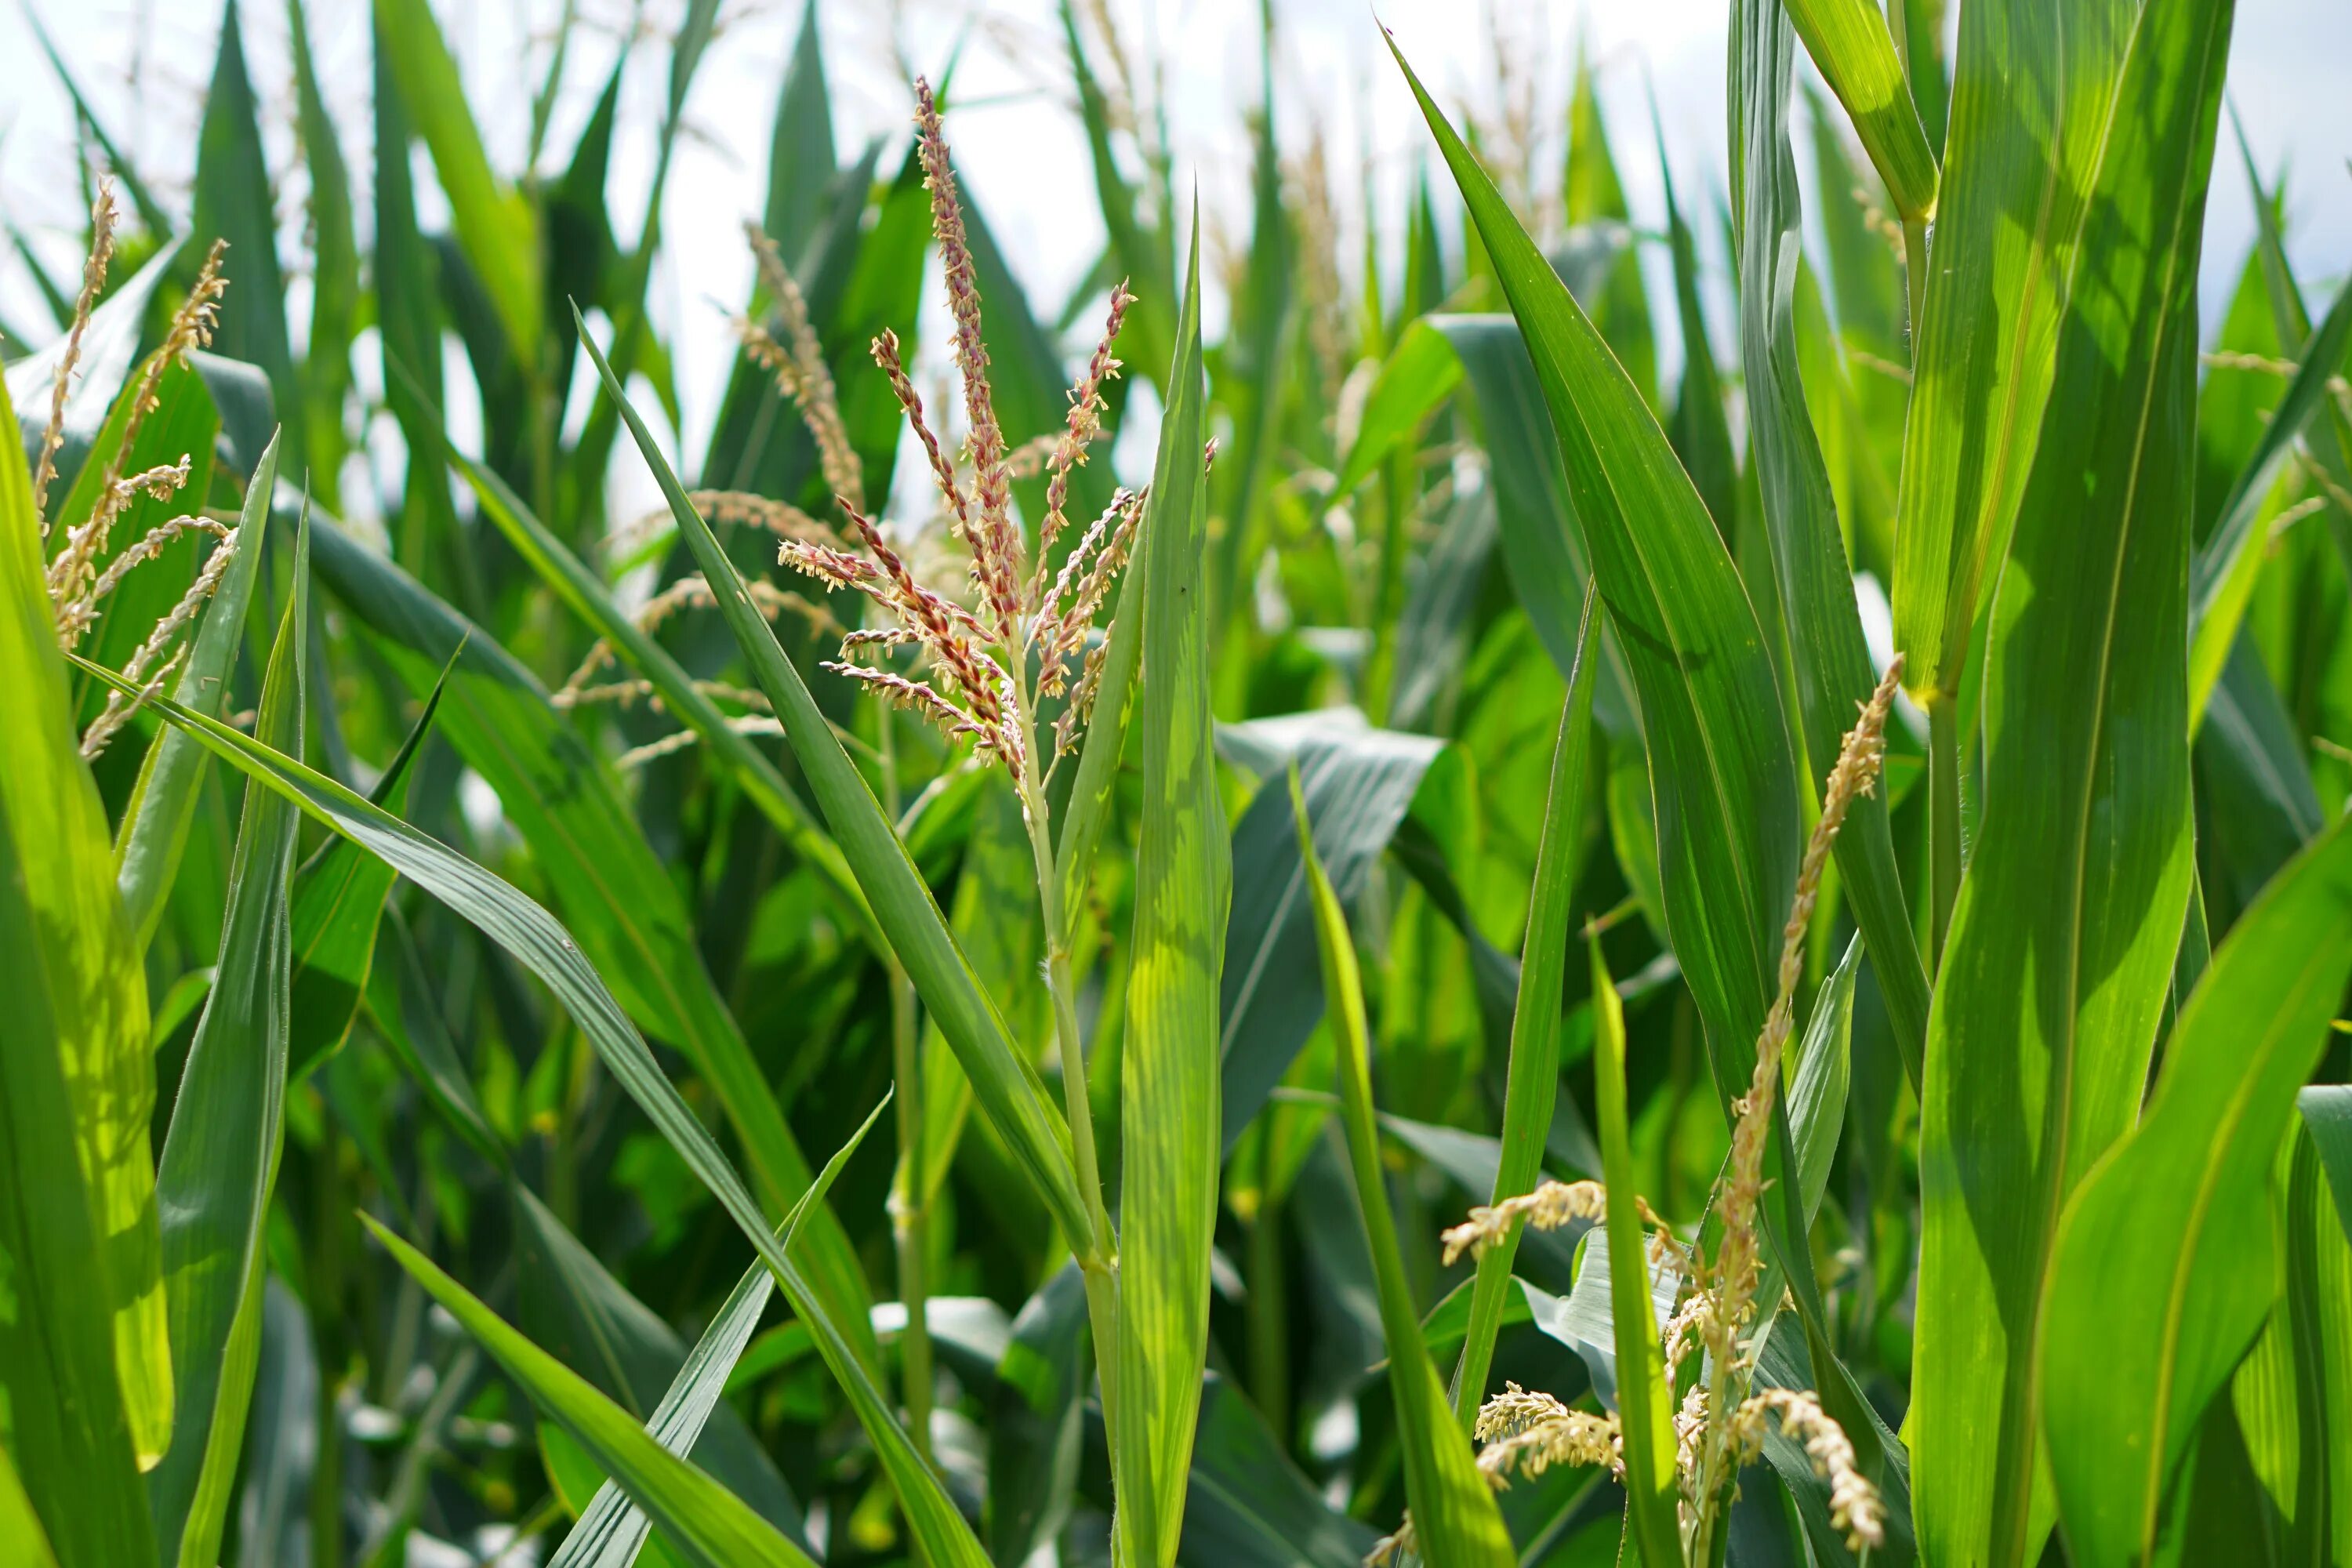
2,0,2347,527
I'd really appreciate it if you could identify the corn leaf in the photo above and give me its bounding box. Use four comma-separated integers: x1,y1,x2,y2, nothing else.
1115,219,1224,1568
303,512,877,1367
1450,593,1598,1425
1733,0,1929,1086
1334,321,1461,499
192,0,297,464
1890,0,2136,701
1395,33,1801,1157
1591,935,1682,1566
68,656,996,1568
1217,713,1446,1154
452,449,877,953
285,0,357,509
363,1217,815,1568
0,335,154,1568
1296,771,1515,1566
545,1096,884,1567
371,0,541,359
285,666,441,1080
2042,811,2352,1566
2186,271,2352,728
1913,1,2228,1558
1781,0,1939,221
148,508,309,1567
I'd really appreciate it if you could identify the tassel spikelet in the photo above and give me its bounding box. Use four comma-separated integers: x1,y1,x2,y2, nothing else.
1406,661,1905,1568
769,74,1138,779
739,223,864,512
48,238,229,631
33,182,117,530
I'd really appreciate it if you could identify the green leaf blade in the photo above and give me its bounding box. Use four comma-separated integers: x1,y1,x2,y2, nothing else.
2042,813,2352,1566
1913,0,2231,1557
1114,219,1224,1568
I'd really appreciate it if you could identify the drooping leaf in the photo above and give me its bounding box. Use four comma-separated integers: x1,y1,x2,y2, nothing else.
303,512,877,1363
70,658,995,1568
364,1217,816,1568
453,448,874,953
286,666,442,1080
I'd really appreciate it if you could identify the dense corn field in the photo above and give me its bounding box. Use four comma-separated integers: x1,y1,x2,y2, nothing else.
5,0,2352,1564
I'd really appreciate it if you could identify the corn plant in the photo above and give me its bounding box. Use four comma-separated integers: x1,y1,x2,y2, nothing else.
4,0,2352,1566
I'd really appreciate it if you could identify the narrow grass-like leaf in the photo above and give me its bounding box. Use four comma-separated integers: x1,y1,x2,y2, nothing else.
149,508,309,1567
1115,218,1225,1568
68,658,996,1568
1564,47,1657,409
0,336,152,1568
1781,0,1939,221
286,666,441,1079
989,1263,1091,1567
547,1095,885,1568
363,1217,815,1568
1336,324,1459,499
1396,31,1802,1148
452,448,877,953
1217,713,1446,1154
1294,772,1515,1566
370,0,541,358
1890,0,2136,701
304,514,876,1363
192,0,296,459
1914,1,2228,1557
285,0,357,508
1450,592,1597,1425
1432,314,1640,742
2187,270,2352,727
2042,812,2352,1566
1178,1374,1382,1567
1590,935,1681,1567
576,307,1091,1258
1733,0,1929,1086
114,431,277,949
